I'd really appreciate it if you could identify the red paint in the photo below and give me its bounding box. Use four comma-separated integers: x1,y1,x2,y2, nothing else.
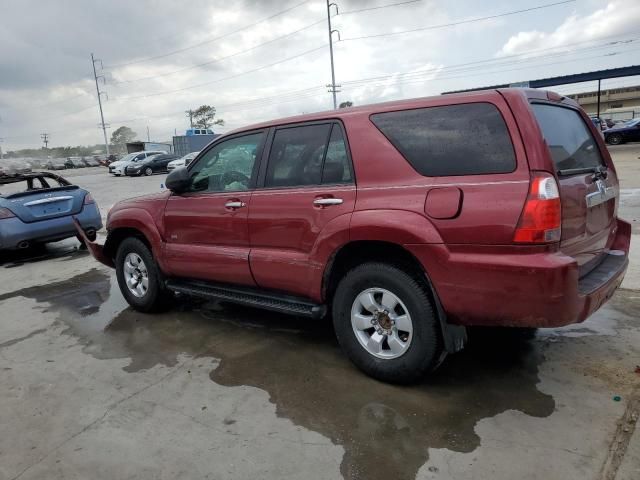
424,187,462,219
81,88,630,328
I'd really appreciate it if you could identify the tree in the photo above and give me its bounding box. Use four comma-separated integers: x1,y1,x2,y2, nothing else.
110,126,136,147
191,105,224,129
339,101,353,109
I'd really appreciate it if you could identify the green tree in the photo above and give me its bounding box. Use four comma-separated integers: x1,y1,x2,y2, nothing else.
339,101,354,109
192,105,224,129
110,126,137,150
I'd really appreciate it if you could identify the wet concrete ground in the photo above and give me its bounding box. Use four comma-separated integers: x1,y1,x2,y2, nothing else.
1,147,639,479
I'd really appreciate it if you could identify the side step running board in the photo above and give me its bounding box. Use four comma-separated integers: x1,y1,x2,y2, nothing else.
165,279,326,319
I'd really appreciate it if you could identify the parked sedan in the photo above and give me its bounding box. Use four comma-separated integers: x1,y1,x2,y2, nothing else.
167,151,200,172
0,172,102,250
125,153,179,176
604,118,640,145
45,158,68,170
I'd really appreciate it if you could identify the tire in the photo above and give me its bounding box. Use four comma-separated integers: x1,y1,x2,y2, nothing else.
144,167,153,176
115,237,171,312
332,262,442,384
606,133,623,145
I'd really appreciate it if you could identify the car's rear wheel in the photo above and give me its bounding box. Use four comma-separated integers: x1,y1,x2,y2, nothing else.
144,167,153,176
607,133,623,145
332,262,442,383
115,237,171,312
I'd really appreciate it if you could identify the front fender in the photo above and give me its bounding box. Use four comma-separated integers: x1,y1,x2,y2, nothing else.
106,208,166,269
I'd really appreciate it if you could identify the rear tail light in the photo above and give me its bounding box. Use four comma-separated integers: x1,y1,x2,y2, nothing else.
0,207,16,220
514,172,561,243
84,193,95,205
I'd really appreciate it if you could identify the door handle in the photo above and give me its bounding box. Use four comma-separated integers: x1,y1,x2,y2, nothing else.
225,200,246,209
313,198,343,206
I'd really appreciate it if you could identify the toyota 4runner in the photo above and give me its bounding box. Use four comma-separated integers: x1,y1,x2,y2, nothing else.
76,88,630,383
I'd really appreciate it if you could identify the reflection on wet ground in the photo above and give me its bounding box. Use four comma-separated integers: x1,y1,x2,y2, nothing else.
0,238,87,267
3,270,557,480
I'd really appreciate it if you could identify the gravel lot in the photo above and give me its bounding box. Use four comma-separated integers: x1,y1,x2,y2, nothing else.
1,147,639,480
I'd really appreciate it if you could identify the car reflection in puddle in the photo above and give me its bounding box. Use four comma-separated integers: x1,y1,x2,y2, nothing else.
6,270,556,480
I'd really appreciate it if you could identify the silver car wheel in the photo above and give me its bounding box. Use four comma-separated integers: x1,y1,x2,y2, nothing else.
145,167,153,176
350,287,413,359
123,252,149,298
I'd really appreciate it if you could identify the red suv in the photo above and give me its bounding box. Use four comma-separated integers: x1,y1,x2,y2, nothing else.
77,88,630,383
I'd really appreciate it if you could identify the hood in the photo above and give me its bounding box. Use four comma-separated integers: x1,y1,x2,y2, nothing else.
168,158,184,166
107,191,171,224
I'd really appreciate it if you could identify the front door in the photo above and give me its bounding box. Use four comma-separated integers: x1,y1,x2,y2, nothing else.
163,131,266,286
248,122,356,298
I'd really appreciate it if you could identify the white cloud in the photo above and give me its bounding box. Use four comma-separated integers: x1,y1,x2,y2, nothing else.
498,0,640,55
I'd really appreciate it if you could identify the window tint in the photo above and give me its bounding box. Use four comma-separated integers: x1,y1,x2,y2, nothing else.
187,132,263,193
370,103,516,176
322,125,352,184
532,104,604,171
265,124,331,187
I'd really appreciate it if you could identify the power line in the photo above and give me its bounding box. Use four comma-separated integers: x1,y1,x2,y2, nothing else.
339,0,422,15
111,19,326,85
105,0,312,69
91,53,110,157
113,44,327,101
340,0,576,41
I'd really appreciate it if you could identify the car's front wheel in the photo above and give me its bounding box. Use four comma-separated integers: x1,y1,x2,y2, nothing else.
144,167,153,176
115,237,171,312
332,262,442,383
607,133,623,145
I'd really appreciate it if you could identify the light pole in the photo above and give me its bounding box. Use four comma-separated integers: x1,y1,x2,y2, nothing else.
91,53,110,157
326,1,341,109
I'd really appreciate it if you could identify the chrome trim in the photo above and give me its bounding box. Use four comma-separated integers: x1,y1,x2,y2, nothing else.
313,198,343,206
24,196,74,206
585,182,617,208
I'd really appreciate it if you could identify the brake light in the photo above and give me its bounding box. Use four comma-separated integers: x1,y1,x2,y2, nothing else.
0,207,16,220
84,193,95,205
514,172,561,243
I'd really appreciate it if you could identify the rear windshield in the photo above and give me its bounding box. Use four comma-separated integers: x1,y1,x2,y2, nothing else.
532,104,604,171
370,102,516,177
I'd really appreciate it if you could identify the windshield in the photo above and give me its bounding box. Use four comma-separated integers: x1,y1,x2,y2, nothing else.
622,118,640,127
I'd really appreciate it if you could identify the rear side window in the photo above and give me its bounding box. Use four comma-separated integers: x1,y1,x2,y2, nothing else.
370,103,516,176
532,104,604,171
322,125,353,184
266,124,331,187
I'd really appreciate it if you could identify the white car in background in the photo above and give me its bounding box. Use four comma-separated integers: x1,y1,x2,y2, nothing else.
108,151,166,176
167,151,200,172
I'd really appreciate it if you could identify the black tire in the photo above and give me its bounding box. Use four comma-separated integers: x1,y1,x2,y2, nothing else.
332,262,442,384
606,133,623,145
115,237,171,312
144,167,153,176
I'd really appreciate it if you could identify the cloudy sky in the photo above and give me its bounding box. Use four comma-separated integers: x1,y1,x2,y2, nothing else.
0,0,639,150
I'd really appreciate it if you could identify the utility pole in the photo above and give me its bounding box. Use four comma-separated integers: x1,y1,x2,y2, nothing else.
326,1,341,109
40,133,49,149
91,53,110,157
0,138,4,160
147,126,150,142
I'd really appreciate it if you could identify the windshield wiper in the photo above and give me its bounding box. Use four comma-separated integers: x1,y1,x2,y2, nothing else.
557,165,608,179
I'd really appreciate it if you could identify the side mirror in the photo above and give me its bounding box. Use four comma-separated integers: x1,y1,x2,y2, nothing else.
165,167,190,194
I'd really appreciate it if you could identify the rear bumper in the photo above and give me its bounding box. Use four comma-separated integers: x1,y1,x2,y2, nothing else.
72,218,114,267
406,218,631,328
0,205,102,249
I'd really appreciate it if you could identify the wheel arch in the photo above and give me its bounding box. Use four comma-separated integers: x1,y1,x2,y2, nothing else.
322,240,467,354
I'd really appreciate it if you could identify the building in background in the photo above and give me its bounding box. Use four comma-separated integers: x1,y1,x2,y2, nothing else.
567,85,640,120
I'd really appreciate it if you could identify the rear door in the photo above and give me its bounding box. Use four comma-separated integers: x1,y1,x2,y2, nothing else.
248,122,356,297
531,103,618,275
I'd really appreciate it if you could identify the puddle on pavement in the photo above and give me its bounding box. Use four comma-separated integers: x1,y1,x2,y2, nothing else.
0,238,87,268
3,270,560,480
